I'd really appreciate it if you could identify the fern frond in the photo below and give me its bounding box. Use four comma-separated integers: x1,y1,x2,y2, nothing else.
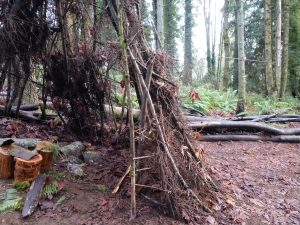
41,181,58,198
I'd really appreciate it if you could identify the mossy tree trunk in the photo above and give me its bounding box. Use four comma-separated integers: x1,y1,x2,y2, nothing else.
279,0,290,99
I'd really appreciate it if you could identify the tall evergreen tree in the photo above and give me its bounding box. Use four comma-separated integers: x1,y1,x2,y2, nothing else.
141,0,152,43
163,0,179,58
289,0,300,98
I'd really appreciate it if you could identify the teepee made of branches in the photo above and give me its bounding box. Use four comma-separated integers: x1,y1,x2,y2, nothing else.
106,1,219,222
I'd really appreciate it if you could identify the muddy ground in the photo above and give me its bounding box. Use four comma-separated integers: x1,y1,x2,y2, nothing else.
0,118,300,225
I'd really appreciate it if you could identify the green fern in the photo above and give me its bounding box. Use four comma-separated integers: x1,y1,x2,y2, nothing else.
0,189,23,213
44,172,65,179
13,181,30,191
0,199,23,213
41,181,58,199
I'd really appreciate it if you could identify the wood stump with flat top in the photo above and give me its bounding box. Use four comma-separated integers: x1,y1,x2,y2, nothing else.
0,148,15,179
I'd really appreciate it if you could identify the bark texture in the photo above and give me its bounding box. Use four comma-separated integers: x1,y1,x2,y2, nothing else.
183,0,192,84
264,0,273,95
222,0,230,89
236,0,246,114
279,0,290,99
275,0,282,93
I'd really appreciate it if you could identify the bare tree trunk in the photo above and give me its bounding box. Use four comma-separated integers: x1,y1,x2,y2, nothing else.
183,0,192,84
22,65,38,105
82,0,95,51
236,0,246,114
156,0,164,49
279,0,290,99
211,0,217,83
233,7,239,90
217,22,223,88
222,0,230,90
275,0,282,93
202,0,212,76
264,0,273,95
66,5,77,55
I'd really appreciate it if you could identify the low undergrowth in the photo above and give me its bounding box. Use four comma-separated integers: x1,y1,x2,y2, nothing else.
180,85,300,115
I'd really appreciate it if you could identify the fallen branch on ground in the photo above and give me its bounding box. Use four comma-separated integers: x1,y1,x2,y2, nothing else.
200,135,300,142
0,105,39,121
188,119,300,135
0,138,40,148
22,174,47,218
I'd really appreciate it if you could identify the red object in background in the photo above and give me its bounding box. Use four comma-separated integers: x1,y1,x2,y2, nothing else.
188,90,201,103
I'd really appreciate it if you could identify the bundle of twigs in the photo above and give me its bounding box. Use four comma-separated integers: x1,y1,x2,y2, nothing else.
107,1,219,222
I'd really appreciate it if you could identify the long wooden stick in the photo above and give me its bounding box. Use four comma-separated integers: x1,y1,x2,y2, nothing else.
112,165,131,194
117,1,136,219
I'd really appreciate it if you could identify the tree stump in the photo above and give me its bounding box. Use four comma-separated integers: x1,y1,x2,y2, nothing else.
0,148,15,179
14,154,43,183
38,150,53,173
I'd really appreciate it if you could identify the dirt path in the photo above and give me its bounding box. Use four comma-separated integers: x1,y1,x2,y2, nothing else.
0,118,300,224
204,141,300,224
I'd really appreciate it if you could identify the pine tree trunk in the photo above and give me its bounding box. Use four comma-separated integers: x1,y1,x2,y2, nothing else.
156,0,164,49
66,8,77,55
236,0,246,114
183,0,192,84
211,1,217,83
264,0,273,95
233,7,239,90
203,0,212,76
222,0,230,90
275,0,282,93
82,0,95,50
279,0,290,99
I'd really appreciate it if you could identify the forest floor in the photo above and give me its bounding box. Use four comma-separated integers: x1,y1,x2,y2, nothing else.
0,118,300,225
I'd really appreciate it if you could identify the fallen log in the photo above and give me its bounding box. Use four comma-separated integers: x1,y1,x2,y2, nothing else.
200,135,300,143
22,174,47,218
0,105,39,121
59,141,85,157
0,138,40,148
189,120,300,135
233,114,300,121
251,108,295,122
266,118,300,123
18,104,39,111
